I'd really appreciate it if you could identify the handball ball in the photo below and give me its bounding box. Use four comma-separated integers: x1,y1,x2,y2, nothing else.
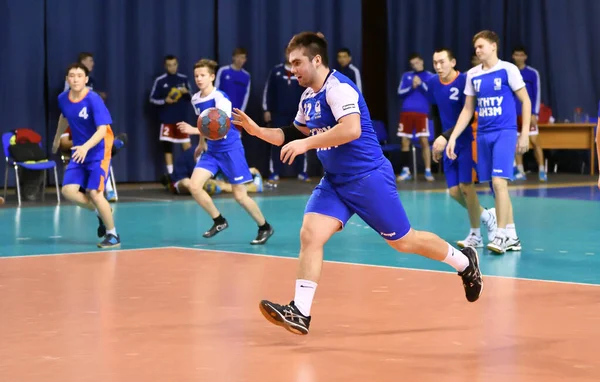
197,108,231,140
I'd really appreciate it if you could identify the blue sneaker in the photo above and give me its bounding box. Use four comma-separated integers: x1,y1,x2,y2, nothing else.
253,173,263,192
396,168,412,181
424,169,435,181
98,233,121,249
539,171,547,182
297,172,310,182
106,190,117,202
268,173,279,182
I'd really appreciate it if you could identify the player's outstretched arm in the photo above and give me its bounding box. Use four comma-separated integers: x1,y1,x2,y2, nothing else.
232,108,293,146
303,113,361,150
52,114,69,154
446,96,476,159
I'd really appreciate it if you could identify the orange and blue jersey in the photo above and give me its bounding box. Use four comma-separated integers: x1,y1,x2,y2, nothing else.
58,89,114,191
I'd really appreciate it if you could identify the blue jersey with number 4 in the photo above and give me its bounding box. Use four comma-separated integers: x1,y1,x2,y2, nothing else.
58,89,113,163
294,70,384,184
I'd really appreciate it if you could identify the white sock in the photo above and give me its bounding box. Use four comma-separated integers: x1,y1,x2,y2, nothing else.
167,164,173,174
425,168,431,172
442,244,469,272
294,279,317,316
517,164,525,173
470,228,481,237
480,208,491,222
496,228,507,240
539,165,545,172
106,227,117,236
506,224,517,239
402,167,409,173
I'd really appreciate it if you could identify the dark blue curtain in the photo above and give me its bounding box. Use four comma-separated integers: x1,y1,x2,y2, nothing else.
216,0,362,172
45,0,216,182
386,0,600,136
0,1,46,187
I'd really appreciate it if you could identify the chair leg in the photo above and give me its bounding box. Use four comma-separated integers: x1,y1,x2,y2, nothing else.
14,166,21,207
411,146,417,182
42,169,47,201
3,165,8,199
110,165,118,201
54,166,61,204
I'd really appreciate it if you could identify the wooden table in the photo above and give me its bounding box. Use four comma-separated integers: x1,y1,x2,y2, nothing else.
537,123,597,175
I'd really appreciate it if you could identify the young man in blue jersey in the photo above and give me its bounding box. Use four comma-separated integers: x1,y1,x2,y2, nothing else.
215,48,251,112
447,30,531,254
427,48,497,248
149,55,193,176
396,54,436,181
512,46,547,182
233,32,483,336
51,63,120,248
176,59,273,245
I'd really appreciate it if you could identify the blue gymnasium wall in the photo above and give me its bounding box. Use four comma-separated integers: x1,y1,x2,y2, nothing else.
0,0,598,185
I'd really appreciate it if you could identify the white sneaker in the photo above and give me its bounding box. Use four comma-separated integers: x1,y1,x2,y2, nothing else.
457,233,483,248
487,236,506,254
482,208,497,241
506,236,522,251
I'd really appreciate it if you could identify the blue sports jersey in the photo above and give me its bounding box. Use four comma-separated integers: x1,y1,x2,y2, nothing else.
514,65,541,116
294,70,384,184
215,66,251,111
426,72,473,147
398,70,436,114
58,89,113,162
191,88,243,153
464,60,525,133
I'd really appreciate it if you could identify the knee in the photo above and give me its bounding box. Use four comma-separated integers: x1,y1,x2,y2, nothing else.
232,185,247,203
491,178,507,193
458,183,473,196
448,186,461,200
188,181,203,196
88,189,103,202
300,224,326,249
388,229,417,253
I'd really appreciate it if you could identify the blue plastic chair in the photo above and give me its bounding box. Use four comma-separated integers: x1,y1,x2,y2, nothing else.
2,131,60,206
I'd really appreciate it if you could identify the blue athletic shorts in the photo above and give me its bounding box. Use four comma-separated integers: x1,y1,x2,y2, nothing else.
443,143,475,189
63,159,110,191
195,148,253,184
477,130,517,182
305,159,411,240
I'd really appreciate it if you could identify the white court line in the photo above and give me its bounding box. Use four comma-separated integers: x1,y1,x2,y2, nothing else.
169,246,600,288
0,246,173,259
2,245,598,288
116,196,173,203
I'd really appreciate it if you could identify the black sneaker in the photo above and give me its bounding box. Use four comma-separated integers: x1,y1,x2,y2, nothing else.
98,233,121,249
97,215,106,238
250,226,274,245
457,247,483,302
203,219,229,238
259,300,311,335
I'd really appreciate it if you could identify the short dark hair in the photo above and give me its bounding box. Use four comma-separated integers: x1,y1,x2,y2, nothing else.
65,62,89,77
473,30,500,46
164,55,178,62
287,31,329,66
194,59,218,75
512,45,528,55
232,47,247,56
337,48,351,56
78,52,93,62
408,53,422,61
433,48,455,61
